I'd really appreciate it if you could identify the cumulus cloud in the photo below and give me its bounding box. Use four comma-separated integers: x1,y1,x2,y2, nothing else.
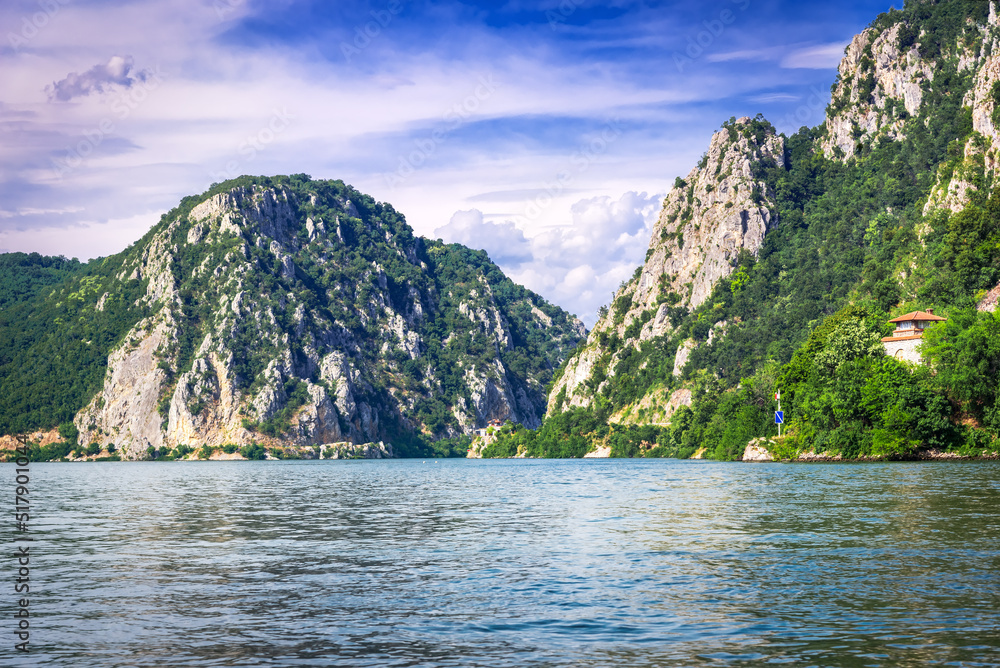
436,191,662,326
46,55,147,102
780,42,848,69
433,209,533,265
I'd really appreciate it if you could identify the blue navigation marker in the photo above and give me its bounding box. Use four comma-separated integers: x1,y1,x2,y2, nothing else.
775,411,784,425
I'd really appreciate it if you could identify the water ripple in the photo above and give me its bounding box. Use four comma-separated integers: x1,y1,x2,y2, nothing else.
4,459,1000,666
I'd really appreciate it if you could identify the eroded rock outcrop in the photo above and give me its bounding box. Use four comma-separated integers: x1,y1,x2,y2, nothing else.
742,439,775,462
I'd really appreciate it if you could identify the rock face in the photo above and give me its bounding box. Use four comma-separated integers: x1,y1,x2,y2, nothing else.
979,282,1000,312
0,429,61,452
821,4,1000,215
639,117,784,312
320,441,393,459
583,445,611,458
821,23,933,160
609,387,692,427
924,31,1000,214
548,117,783,413
72,178,584,459
742,438,774,462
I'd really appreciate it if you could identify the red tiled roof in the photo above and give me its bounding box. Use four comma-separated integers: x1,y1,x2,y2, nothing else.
887,310,947,323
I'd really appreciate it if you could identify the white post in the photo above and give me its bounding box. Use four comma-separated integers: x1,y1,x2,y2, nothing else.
777,391,781,438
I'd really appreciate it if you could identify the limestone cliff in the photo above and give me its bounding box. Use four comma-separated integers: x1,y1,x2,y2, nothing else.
548,117,783,413
820,3,1000,215
65,177,583,459
821,22,934,160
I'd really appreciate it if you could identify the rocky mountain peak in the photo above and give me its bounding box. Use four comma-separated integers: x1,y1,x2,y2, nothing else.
546,116,783,413
62,176,585,459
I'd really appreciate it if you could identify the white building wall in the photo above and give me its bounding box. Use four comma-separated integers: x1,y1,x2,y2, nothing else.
883,337,922,364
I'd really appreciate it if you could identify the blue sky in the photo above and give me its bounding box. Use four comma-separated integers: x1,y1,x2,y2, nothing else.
0,0,895,324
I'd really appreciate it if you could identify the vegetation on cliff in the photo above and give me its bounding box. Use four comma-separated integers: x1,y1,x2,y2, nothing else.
0,175,584,459
486,0,1000,461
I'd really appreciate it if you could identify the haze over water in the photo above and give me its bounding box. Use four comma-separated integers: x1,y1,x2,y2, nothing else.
8,459,1000,666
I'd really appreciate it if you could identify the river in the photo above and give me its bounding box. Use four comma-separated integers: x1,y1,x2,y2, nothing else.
5,459,1000,666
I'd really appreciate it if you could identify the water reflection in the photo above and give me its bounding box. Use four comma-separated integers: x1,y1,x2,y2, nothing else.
6,459,1000,666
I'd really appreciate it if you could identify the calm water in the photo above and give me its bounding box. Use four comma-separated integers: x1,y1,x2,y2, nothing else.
4,459,1000,667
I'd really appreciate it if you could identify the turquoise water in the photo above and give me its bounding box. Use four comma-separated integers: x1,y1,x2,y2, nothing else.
5,459,1000,666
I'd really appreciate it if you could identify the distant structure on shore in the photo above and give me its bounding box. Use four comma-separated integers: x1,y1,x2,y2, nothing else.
473,419,504,440
882,310,947,363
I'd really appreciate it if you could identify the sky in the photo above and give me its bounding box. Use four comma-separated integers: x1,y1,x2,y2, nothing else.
0,0,897,326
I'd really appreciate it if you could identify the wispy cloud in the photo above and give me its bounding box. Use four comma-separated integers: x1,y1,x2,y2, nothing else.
780,42,848,69
0,206,84,219
707,47,784,63
749,92,801,103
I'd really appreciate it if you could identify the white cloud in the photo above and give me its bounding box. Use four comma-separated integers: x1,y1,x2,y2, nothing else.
433,209,533,265
780,42,848,69
707,47,784,63
436,191,663,326
0,206,84,218
46,55,149,102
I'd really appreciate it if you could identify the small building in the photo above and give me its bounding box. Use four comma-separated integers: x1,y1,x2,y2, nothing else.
473,418,505,440
881,309,946,363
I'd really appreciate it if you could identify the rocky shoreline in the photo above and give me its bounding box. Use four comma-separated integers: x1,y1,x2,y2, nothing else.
1,436,394,462
741,438,999,463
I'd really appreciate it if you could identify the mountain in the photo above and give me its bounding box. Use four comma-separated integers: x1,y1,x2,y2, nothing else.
483,0,1000,460
549,115,785,415
0,175,585,459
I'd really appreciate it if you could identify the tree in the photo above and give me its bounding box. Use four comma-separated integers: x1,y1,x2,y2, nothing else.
922,308,1000,432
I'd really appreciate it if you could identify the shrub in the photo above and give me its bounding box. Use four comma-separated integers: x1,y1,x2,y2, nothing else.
58,422,79,444
239,443,266,460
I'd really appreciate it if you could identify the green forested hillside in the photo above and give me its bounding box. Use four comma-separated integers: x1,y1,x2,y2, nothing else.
0,252,85,310
0,253,150,433
485,0,1000,460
